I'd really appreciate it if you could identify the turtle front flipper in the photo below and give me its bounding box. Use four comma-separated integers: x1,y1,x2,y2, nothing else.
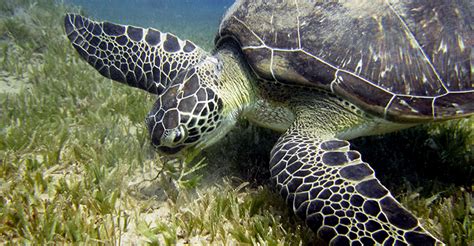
64,14,208,95
270,126,443,245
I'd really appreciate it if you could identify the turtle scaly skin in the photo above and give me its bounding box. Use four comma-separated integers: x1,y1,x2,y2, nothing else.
65,0,472,244
64,14,207,95
269,94,436,245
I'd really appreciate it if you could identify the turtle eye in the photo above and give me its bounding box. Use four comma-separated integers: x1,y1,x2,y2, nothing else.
173,125,188,144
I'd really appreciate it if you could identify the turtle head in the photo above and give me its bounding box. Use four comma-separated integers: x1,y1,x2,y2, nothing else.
146,56,228,155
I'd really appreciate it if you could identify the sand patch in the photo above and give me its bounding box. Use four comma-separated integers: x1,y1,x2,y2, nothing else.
0,70,30,94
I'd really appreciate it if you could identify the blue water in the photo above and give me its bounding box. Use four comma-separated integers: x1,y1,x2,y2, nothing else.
64,0,235,49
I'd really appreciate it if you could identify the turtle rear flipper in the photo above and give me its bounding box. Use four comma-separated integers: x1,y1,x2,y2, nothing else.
64,14,208,95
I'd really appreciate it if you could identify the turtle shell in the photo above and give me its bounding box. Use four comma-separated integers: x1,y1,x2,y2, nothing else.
216,0,473,122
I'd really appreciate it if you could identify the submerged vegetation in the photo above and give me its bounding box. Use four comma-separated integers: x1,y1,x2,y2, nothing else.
0,0,472,244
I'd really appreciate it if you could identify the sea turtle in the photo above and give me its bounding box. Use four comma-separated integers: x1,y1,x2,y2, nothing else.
64,0,473,244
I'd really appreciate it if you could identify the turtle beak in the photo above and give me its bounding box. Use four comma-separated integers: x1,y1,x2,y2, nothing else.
155,145,186,155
